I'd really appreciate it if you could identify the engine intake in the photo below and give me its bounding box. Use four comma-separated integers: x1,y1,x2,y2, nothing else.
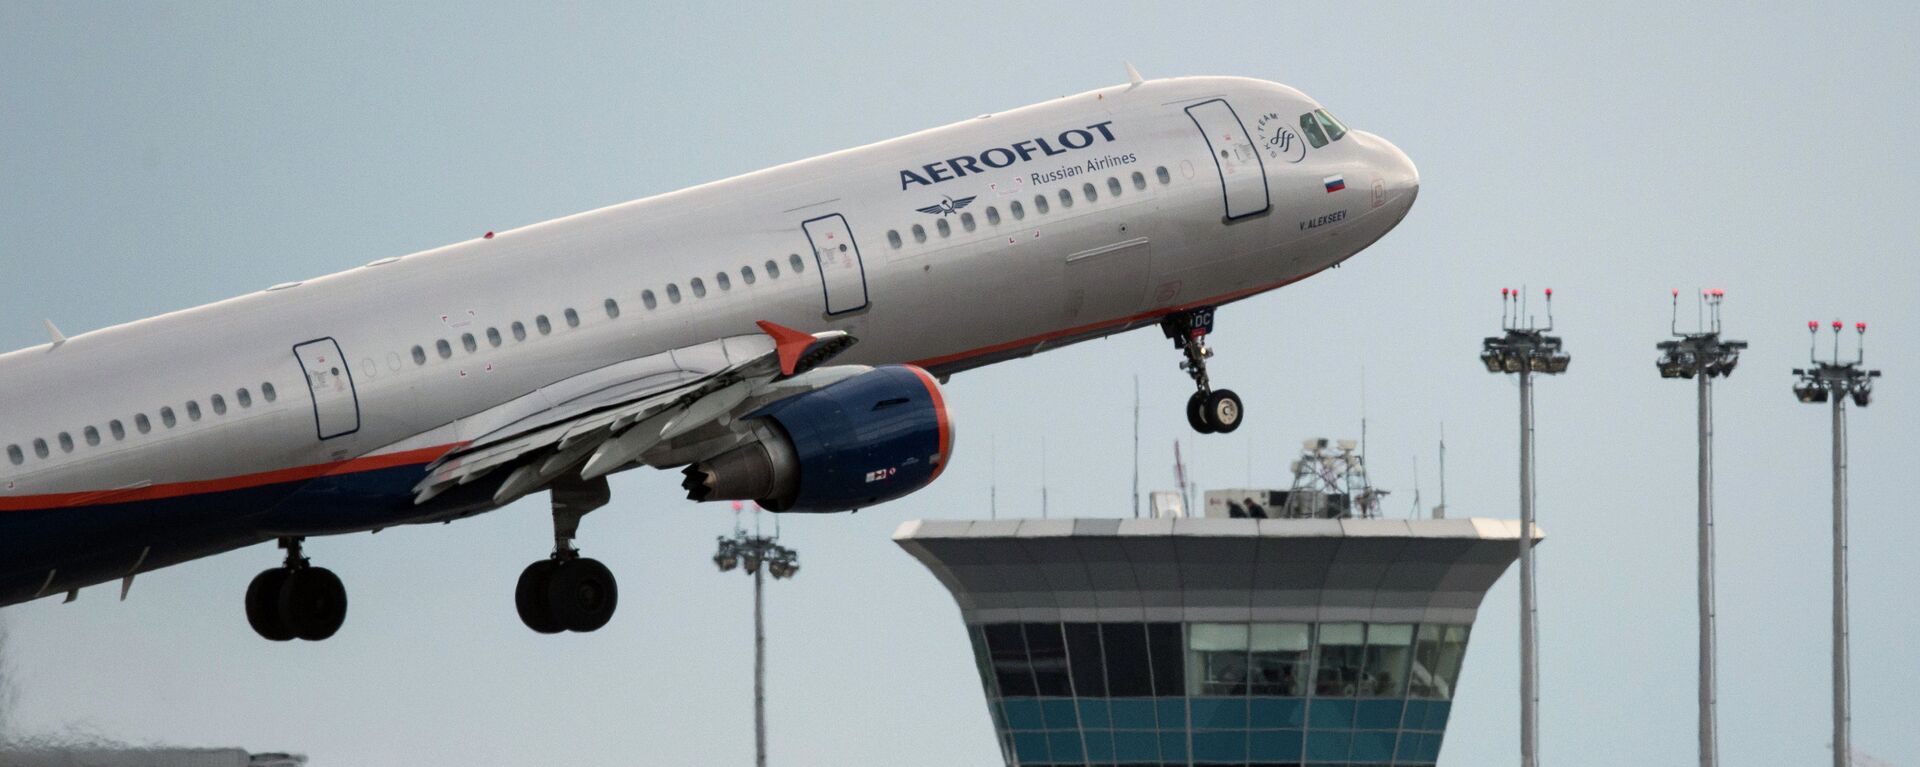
682,365,953,512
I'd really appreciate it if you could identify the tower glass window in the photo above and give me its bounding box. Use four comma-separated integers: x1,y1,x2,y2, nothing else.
966,619,1470,767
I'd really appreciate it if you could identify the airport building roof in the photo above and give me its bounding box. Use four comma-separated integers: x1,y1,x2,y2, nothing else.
894,517,1542,627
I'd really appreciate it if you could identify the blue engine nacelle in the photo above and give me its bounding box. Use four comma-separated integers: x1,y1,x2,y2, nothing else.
682,365,953,512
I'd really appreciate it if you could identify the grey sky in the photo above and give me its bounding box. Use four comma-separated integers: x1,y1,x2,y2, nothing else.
2,2,1916,765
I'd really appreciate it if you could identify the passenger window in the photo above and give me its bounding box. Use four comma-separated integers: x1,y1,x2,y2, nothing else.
741,266,756,285
691,278,706,298
536,315,553,334
1314,109,1348,141
160,407,176,428
1010,200,1025,220
33,439,49,458
1082,182,1097,202
261,382,276,402
211,394,227,415
1299,113,1329,148
437,339,453,358
1132,171,1147,190
109,420,126,440
789,253,805,272
641,291,658,310
604,299,620,319
1108,177,1123,197
511,321,528,340
1156,166,1171,184
887,230,903,248
6,444,20,465
237,388,252,408
412,345,427,365
134,413,151,434
486,327,502,347
84,426,100,446
716,272,731,290
461,333,477,353
911,224,926,243
765,259,780,278
666,284,682,303
1058,188,1073,208
960,212,976,232
1033,194,1049,214
985,206,1001,225
186,401,202,421
936,218,951,237
58,432,74,452
564,308,580,327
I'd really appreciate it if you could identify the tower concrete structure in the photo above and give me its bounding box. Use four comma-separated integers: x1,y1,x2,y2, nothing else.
896,516,1537,767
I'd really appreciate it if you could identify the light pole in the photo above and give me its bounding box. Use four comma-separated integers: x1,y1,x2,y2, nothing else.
1792,320,1880,767
1480,287,1569,767
714,512,801,767
1656,289,1746,767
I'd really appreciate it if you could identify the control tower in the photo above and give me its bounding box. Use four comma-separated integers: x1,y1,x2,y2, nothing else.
895,513,1536,766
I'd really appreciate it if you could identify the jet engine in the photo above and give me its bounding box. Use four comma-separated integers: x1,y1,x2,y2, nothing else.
682,365,953,512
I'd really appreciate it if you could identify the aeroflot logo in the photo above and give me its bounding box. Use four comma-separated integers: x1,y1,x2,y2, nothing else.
899,121,1118,190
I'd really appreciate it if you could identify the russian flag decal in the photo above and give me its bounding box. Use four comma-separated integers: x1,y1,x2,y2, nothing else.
1323,174,1346,193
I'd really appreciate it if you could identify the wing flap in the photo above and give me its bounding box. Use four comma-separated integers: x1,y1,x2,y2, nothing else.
409,324,854,505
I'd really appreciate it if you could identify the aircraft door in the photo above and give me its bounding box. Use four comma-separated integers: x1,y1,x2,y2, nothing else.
292,338,361,440
802,214,869,315
1185,99,1271,220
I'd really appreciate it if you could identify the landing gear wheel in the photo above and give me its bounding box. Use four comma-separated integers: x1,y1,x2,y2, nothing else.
1205,389,1244,434
246,568,295,642
1186,391,1217,434
280,567,348,641
547,558,618,633
1163,307,1242,435
516,559,564,634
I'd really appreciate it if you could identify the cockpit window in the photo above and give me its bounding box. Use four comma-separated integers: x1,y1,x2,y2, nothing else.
1299,112,1329,148
1314,109,1349,142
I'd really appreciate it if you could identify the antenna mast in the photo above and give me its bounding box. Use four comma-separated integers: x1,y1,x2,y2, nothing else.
1435,423,1448,520
1040,436,1049,519
1133,376,1141,519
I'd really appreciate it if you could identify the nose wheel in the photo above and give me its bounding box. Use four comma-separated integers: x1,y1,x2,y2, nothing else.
1164,307,1243,434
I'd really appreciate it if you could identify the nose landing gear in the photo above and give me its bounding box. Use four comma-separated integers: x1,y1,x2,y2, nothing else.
1163,307,1243,435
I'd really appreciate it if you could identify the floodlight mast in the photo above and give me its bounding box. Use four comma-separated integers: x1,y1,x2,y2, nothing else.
713,507,802,767
1654,289,1747,767
1480,288,1570,767
1791,320,1881,767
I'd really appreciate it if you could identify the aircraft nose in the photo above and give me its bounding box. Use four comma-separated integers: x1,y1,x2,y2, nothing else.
1372,133,1419,212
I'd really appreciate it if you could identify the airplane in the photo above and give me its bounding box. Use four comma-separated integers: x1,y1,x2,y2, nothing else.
0,71,1417,640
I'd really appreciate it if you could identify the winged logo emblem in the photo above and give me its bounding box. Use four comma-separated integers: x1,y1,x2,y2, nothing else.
915,195,977,217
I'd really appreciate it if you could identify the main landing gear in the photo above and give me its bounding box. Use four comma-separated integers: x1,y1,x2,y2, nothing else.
246,537,347,642
516,476,619,634
1162,306,1244,435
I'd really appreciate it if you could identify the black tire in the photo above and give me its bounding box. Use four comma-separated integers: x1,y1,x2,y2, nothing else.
1186,391,1217,434
516,559,564,634
547,558,618,633
246,568,295,642
280,567,348,641
1206,389,1244,434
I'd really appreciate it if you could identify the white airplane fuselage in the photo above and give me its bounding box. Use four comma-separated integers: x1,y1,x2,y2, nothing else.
0,76,1416,607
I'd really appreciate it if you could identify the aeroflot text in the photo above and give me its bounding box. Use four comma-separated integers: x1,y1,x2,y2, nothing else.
899,121,1118,190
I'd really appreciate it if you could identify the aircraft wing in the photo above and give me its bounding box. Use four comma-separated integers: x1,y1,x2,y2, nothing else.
410,321,856,506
